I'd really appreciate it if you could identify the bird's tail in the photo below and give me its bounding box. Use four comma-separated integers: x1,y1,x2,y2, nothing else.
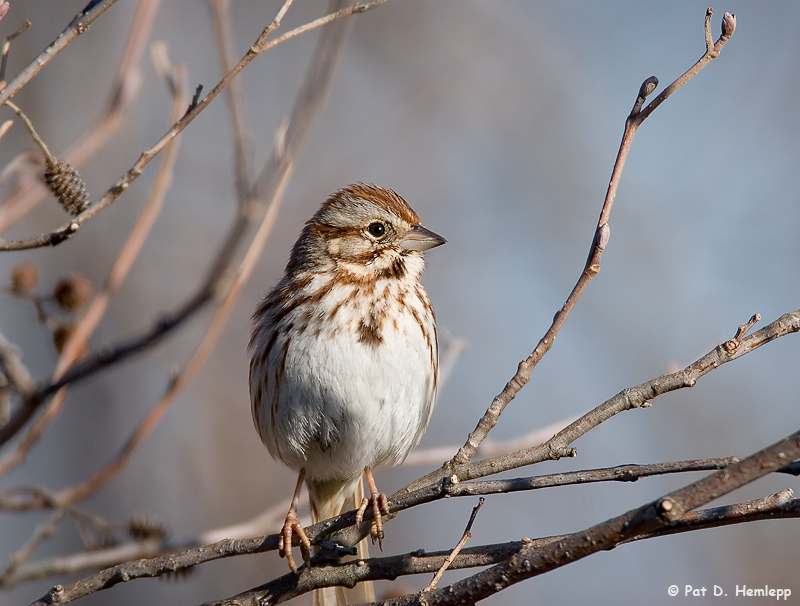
308,477,374,606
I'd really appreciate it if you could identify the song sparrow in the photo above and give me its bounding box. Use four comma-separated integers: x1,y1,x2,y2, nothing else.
249,183,444,601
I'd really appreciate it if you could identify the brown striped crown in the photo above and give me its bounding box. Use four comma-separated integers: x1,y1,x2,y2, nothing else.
282,183,442,276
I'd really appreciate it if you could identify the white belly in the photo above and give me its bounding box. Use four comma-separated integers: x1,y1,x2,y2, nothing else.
252,280,437,483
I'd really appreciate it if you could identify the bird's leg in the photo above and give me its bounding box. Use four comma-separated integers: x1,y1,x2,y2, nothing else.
279,468,311,573
355,467,391,547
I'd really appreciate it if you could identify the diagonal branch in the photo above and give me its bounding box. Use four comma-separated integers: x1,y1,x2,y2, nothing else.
432,10,737,484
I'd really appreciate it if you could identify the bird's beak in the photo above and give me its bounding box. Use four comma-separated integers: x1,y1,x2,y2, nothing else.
401,225,447,252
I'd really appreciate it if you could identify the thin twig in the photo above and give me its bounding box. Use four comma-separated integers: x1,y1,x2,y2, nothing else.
424,498,484,591
425,9,736,487
209,0,256,203
402,306,797,494
0,510,66,585
0,20,31,83
0,118,12,141
3,100,56,162
402,414,580,467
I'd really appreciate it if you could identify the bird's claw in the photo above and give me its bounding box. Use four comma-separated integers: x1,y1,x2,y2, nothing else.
356,491,391,548
279,509,311,573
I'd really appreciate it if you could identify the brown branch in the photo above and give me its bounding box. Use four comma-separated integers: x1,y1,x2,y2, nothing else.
209,0,255,204
634,10,736,125
16,454,796,590
402,413,579,467
0,511,65,586
0,118,11,141
424,497,484,591
202,490,800,606
1,21,32,85
622,488,796,543
448,309,797,484
419,10,737,492
3,100,55,160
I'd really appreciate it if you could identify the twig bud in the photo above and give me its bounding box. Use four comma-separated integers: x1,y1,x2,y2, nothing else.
44,158,90,216
721,12,736,38
53,273,94,311
639,76,659,100
11,263,37,294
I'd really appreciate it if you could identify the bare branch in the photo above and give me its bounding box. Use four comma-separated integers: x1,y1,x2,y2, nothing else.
440,9,737,480
209,0,256,202
634,11,736,125
424,497,484,591
22,441,800,605
402,414,580,467
0,510,65,585
3,100,55,161
382,429,800,605
201,490,800,605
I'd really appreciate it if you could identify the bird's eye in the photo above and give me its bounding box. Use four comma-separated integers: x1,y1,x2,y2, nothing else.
367,222,386,238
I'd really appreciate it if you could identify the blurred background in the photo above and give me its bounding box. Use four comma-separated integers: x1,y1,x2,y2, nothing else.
1,1,799,604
